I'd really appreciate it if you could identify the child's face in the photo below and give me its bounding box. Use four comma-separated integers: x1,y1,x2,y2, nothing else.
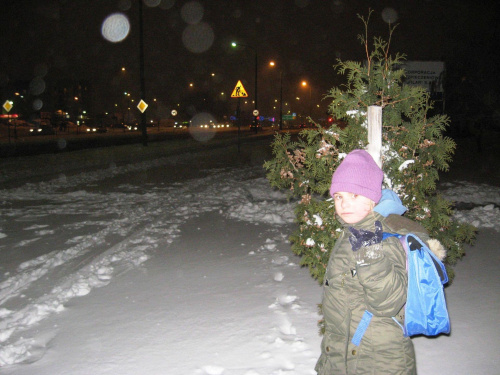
333,192,374,224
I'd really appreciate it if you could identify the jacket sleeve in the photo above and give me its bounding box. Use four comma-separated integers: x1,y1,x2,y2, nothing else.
355,236,408,317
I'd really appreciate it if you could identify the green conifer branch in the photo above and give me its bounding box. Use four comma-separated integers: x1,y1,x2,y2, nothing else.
264,12,477,287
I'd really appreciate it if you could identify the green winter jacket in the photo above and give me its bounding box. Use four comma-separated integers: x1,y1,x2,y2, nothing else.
315,212,425,375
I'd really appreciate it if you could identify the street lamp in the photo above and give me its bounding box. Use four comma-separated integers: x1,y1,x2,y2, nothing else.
269,61,283,131
301,81,312,119
138,0,147,146
231,42,258,122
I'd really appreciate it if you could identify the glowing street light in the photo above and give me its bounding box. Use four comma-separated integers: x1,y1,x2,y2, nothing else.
269,61,283,130
301,80,312,118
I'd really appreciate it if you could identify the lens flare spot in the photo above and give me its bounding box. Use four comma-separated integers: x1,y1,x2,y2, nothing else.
182,22,214,53
101,13,130,43
30,77,46,96
181,1,204,24
57,138,67,150
32,98,43,111
33,63,48,78
189,112,217,142
382,7,398,24
144,0,161,7
159,0,176,10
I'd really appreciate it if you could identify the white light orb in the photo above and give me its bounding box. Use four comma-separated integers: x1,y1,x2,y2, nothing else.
101,13,130,43
382,7,398,24
182,22,214,53
181,1,204,24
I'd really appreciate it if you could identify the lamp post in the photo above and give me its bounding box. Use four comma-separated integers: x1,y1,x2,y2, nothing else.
270,61,283,131
138,0,147,146
301,80,312,119
231,42,258,124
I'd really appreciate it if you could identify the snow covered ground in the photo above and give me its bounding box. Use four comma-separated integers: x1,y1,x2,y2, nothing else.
0,138,499,374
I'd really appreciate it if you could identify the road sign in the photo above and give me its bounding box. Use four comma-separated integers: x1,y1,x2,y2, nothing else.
252,109,259,116
171,109,177,116
283,114,295,120
231,80,248,98
3,100,13,112
137,100,148,113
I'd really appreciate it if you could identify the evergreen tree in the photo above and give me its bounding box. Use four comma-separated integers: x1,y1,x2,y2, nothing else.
263,11,476,285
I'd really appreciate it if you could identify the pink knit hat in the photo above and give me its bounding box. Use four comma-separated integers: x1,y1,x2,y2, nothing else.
329,149,383,203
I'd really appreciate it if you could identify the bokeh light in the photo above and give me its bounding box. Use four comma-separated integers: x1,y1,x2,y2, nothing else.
57,138,67,150
330,0,345,16
159,0,176,10
182,22,214,53
33,63,48,78
29,77,46,96
382,7,398,24
32,98,43,111
189,112,217,142
101,13,130,43
181,1,204,24
144,0,161,7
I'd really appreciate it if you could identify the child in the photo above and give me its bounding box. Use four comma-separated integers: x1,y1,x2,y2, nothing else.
315,149,424,375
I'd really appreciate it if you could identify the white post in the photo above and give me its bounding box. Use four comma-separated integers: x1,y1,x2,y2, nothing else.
367,105,382,168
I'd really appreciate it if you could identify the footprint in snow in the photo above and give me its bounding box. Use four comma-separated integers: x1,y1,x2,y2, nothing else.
268,295,298,309
278,316,297,335
272,255,289,265
263,243,277,251
277,294,297,306
263,239,277,251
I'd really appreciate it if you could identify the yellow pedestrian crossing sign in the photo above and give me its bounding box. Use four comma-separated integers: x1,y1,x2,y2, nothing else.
231,80,248,98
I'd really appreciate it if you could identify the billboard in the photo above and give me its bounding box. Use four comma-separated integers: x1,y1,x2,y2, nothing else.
400,61,445,93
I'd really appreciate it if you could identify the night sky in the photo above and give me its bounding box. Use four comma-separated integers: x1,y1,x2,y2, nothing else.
1,0,498,123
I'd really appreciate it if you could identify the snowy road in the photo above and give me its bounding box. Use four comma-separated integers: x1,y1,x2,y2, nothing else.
0,137,499,374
